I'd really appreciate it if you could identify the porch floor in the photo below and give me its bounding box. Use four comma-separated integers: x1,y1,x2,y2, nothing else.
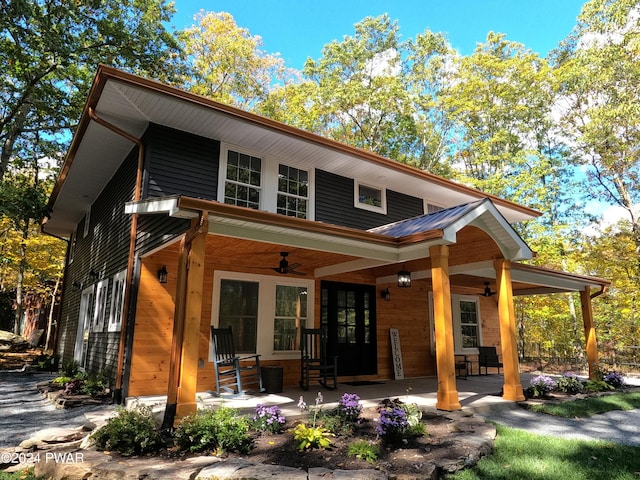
127,373,538,419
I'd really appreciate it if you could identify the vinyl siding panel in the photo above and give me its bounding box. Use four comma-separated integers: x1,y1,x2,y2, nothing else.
56,150,137,379
145,124,220,200
315,169,424,230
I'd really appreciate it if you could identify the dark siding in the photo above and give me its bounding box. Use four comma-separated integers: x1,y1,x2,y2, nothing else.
56,150,137,378
145,124,220,200
315,169,424,230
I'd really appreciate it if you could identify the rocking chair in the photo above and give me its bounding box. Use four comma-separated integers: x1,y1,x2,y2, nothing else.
210,326,264,395
299,327,338,390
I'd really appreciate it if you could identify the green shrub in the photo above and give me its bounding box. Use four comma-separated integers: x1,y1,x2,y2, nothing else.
584,379,614,392
292,422,332,450
347,439,379,463
60,359,80,377
555,373,583,394
92,405,163,456
174,406,252,454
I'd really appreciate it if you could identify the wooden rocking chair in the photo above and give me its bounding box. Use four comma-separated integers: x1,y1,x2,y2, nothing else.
299,327,338,390
210,326,264,395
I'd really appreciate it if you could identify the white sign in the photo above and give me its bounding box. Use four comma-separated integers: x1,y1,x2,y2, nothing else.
389,328,404,380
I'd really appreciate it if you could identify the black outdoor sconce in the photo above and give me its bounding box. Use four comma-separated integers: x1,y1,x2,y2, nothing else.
157,265,168,284
381,288,391,301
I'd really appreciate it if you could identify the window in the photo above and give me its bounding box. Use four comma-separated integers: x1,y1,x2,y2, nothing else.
429,294,482,354
355,181,386,214
82,209,91,238
74,286,94,367
224,149,262,209
277,164,308,218
218,279,259,354
92,280,109,331
212,271,314,359
108,271,126,332
273,285,308,351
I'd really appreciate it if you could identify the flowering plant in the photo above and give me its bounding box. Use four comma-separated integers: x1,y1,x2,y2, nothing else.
527,375,556,398
252,404,286,433
604,370,626,389
376,405,409,444
337,393,363,423
292,392,332,449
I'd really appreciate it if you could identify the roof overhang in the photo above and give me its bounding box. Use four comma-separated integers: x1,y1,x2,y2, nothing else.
43,65,541,238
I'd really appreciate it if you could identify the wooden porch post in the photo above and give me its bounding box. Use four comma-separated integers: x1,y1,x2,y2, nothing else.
175,216,208,419
430,245,461,411
580,287,598,380
494,259,525,401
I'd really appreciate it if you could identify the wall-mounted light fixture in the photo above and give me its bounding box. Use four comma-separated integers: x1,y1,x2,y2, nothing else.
157,265,168,284
89,269,99,280
397,268,411,288
483,282,496,297
72,281,82,291
381,288,391,301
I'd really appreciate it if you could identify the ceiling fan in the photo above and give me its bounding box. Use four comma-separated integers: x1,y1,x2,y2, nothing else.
272,252,306,275
483,282,497,297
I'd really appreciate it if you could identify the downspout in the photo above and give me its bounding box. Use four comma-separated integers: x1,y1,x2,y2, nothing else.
88,107,144,404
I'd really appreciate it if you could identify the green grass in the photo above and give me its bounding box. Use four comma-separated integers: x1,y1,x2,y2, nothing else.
449,423,640,480
527,392,640,418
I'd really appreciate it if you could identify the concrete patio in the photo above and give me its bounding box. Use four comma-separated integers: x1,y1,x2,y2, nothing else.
127,372,539,419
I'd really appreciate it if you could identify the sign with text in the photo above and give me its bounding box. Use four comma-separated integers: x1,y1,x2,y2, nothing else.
389,328,404,380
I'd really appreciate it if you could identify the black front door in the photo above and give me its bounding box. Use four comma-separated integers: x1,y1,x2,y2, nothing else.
321,281,377,376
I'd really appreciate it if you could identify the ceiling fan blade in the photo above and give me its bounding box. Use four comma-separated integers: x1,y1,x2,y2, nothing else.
288,262,301,270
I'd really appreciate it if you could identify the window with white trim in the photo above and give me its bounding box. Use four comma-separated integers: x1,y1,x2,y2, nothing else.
74,286,94,366
92,279,109,332
355,181,386,214
429,293,482,354
218,144,313,219
211,271,314,359
108,271,126,332
223,149,262,209
277,164,308,218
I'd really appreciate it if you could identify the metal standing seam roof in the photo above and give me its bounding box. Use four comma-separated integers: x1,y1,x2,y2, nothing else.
368,199,487,237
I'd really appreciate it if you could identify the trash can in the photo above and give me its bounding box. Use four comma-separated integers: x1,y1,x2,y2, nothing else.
261,366,284,393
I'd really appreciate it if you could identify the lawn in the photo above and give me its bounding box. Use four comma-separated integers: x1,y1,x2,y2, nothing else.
526,392,640,418
449,391,640,480
449,423,640,480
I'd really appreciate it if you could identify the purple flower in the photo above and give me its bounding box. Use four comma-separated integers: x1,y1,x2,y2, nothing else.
338,393,362,422
253,404,286,433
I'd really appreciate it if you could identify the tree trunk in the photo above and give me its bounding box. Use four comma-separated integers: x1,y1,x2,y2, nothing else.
45,277,60,351
13,218,30,335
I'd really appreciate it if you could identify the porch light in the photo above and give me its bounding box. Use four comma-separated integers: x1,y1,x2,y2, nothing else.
397,268,411,288
381,288,391,301
157,265,168,284
483,282,496,297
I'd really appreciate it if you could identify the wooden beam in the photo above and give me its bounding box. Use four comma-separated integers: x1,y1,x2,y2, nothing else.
430,245,461,411
494,259,525,401
175,214,208,420
580,287,598,380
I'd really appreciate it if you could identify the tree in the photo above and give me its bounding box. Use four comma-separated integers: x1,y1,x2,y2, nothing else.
180,11,289,109
1,0,183,334
553,0,640,257
0,0,182,180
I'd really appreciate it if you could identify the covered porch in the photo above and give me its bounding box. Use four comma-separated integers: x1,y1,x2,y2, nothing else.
125,195,610,422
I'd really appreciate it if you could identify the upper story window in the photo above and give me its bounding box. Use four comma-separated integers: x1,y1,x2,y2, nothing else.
108,270,127,332
355,181,387,214
224,149,262,209
277,164,308,218
219,144,312,219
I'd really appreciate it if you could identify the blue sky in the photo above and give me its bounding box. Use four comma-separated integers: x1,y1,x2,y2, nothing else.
170,0,587,69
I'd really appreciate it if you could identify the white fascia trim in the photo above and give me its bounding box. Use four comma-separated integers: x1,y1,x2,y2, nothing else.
124,197,200,219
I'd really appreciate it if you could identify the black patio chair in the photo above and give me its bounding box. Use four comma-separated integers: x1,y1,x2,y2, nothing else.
210,326,264,395
478,346,503,375
299,327,338,390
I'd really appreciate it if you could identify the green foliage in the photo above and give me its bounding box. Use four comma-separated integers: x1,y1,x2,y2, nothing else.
174,406,252,454
31,353,59,372
347,439,379,464
0,467,45,479
449,423,640,480
527,392,640,418
292,422,333,450
92,405,163,456
60,359,80,377
52,376,71,386
584,380,615,393
555,374,584,395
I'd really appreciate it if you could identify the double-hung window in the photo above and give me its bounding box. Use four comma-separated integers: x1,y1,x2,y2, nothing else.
224,149,262,209
429,294,482,354
108,271,127,332
92,280,109,332
212,272,313,359
277,164,308,218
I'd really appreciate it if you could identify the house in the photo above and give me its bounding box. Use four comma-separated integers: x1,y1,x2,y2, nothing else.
42,65,609,418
